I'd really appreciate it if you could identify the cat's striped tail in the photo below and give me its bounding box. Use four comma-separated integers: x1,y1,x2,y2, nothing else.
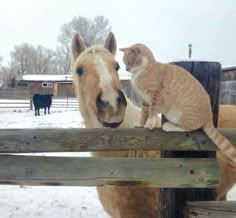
203,122,236,163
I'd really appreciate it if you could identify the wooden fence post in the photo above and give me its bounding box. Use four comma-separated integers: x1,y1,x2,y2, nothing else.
30,95,33,110
158,61,221,218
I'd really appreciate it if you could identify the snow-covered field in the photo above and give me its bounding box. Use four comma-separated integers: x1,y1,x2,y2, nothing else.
0,106,109,218
0,102,235,218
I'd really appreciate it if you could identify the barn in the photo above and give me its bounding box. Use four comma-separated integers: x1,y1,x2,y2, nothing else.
16,74,133,99
16,74,75,97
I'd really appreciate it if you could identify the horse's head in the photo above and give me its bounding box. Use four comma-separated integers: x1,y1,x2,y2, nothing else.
72,32,127,128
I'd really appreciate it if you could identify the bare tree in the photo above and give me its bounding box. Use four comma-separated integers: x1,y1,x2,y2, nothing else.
56,15,111,74
0,64,16,88
35,45,56,74
10,43,57,75
0,57,4,87
55,45,71,74
58,15,111,47
10,43,37,76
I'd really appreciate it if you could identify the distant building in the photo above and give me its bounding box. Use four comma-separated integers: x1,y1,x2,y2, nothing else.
222,66,236,81
220,66,236,105
17,74,75,97
16,74,133,98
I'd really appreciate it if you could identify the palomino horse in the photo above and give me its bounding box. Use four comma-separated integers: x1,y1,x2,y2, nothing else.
217,105,236,200
71,32,235,217
72,32,159,218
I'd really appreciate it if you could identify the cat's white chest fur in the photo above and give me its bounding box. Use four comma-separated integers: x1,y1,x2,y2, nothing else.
130,57,151,104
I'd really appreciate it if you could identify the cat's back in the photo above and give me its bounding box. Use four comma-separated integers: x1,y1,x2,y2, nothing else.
160,63,207,94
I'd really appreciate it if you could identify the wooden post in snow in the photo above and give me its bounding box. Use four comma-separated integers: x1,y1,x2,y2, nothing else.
30,95,33,110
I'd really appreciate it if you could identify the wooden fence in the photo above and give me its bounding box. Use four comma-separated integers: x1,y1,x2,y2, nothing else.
0,128,235,217
220,81,236,105
0,97,78,109
0,89,31,99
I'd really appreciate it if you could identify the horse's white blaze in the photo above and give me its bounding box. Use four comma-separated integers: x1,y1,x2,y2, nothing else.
95,56,117,112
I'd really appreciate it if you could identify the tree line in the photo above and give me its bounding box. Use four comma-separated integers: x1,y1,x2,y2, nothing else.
0,15,111,88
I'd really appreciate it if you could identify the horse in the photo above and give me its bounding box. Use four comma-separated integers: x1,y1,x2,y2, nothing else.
71,32,160,218
217,104,236,200
71,31,236,217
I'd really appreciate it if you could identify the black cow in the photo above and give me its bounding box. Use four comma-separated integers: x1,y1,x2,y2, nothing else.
33,94,53,116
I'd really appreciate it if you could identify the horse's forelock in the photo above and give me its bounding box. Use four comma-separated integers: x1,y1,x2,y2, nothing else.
76,45,114,63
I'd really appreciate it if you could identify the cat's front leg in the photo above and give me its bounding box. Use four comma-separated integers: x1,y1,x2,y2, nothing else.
145,91,161,130
134,103,149,128
145,115,158,130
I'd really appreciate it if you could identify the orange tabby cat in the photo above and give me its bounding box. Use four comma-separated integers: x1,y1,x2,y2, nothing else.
120,44,236,163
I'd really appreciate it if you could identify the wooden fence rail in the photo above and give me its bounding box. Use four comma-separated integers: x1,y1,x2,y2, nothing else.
185,201,236,218
0,155,218,188
0,128,235,188
0,128,236,217
0,128,235,153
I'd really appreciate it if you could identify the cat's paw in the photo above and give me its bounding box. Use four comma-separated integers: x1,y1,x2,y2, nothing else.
162,122,185,132
134,122,144,128
145,116,157,130
162,122,172,132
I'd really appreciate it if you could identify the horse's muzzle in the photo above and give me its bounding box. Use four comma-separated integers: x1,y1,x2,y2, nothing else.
96,90,127,128
101,120,123,128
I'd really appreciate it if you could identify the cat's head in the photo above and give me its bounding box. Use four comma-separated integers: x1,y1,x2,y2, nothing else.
120,44,154,74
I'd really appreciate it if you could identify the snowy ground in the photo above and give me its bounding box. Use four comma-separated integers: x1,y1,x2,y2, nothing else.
0,106,109,218
0,103,235,218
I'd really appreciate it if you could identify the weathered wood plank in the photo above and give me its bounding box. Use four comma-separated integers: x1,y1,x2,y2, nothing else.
185,201,236,218
0,128,235,153
0,155,219,187
220,81,236,105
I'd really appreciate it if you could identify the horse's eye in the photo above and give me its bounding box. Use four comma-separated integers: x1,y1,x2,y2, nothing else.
77,67,83,76
115,63,120,71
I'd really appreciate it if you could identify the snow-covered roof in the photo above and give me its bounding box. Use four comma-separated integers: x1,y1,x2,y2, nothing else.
22,74,131,81
222,65,236,71
22,74,73,81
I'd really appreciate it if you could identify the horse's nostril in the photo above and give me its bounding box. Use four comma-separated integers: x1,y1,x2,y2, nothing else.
96,94,108,109
117,90,127,107
117,96,122,105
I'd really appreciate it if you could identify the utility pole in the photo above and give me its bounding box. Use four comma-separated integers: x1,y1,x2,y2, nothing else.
188,44,192,58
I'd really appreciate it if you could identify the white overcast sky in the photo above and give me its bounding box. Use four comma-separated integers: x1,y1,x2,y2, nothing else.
0,0,236,68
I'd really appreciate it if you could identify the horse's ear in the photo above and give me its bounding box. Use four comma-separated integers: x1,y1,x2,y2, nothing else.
72,33,86,61
104,32,117,55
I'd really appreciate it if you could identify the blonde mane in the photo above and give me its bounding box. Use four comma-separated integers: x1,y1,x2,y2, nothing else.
74,45,115,64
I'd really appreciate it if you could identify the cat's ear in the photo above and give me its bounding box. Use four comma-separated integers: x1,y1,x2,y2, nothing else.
72,33,86,62
119,48,127,52
104,32,117,55
131,47,141,55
